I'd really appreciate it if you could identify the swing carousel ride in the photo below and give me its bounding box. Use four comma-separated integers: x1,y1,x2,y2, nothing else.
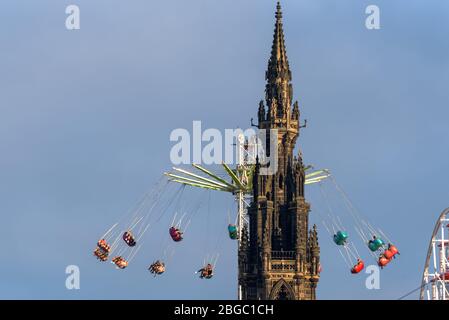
91,133,400,291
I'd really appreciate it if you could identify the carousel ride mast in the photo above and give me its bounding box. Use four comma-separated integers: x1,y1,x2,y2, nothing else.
165,133,261,243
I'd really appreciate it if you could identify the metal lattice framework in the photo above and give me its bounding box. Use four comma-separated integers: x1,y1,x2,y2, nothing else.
165,163,329,240
420,207,449,300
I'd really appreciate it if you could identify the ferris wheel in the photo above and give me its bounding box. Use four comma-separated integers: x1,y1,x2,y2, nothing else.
420,207,449,300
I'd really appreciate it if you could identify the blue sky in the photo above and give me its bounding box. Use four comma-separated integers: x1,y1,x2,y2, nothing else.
0,0,448,299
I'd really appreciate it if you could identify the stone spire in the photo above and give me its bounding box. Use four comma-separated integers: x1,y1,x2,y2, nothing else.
240,2,319,300
265,1,293,118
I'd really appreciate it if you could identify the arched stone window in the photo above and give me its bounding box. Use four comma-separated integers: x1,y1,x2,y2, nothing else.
269,279,295,300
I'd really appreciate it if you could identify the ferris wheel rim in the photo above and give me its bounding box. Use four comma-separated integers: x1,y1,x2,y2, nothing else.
420,207,449,300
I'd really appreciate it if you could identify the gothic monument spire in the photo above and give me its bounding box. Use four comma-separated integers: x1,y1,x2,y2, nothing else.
239,2,320,300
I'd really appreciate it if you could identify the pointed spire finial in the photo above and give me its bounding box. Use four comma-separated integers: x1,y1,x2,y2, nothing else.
265,1,292,119
276,1,282,21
